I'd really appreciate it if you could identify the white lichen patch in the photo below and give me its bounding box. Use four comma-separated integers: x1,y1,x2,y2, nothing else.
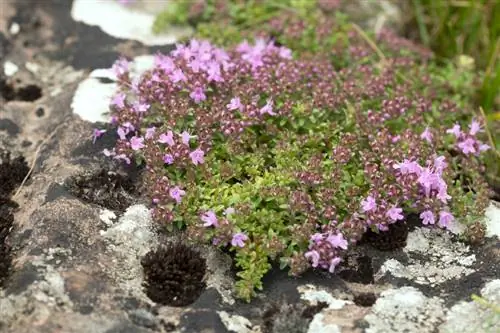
298,285,355,333
377,227,475,286
485,202,500,239
203,246,236,305
440,279,500,333
218,311,259,333
99,209,117,227
0,254,73,327
101,204,158,299
364,287,445,333
298,284,352,310
72,55,155,123
71,0,192,46
307,313,342,333
3,61,18,76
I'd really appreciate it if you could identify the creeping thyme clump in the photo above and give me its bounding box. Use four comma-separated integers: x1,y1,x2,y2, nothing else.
100,8,492,300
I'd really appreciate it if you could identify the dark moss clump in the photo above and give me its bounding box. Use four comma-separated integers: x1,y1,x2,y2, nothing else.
65,168,137,211
0,150,29,197
337,254,374,284
0,149,29,287
141,243,206,307
353,292,377,307
262,300,328,333
360,221,409,251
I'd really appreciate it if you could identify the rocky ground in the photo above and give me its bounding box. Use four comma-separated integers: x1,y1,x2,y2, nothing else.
0,1,499,333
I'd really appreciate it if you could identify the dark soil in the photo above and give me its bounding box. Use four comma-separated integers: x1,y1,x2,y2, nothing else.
141,243,206,307
0,149,29,287
64,168,138,211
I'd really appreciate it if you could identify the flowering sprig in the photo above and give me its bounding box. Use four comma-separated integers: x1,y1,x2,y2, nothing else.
99,26,492,300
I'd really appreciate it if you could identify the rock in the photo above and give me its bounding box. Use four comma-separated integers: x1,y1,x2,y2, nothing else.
364,287,446,333
440,279,500,333
71,0,192,46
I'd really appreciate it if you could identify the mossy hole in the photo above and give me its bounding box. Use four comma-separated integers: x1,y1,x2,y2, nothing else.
141,243,206,307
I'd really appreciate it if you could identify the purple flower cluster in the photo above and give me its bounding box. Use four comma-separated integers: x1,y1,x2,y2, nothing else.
446,119,490,155
304,231,348,273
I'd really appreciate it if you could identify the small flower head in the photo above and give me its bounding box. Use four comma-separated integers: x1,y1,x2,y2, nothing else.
111,93,126,108
189,87,207,103
326,233,348,250
169,186,186,204
386,206,404,222
189,148,205,165
163,153,174,165
420,210,435,225
469,119,482,135
227,97,243,111
130,136,145,150
458,138,477,155
361,195,377,212
92,129,106,144
201,211,218,227
231,232,248,248
438,211,454,229
158,131,175,146
420,127,433,143
446,124,462,138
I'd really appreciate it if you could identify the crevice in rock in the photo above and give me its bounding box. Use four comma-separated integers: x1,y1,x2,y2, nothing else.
0,79,42,102
0,149,29,288
141,243,206,307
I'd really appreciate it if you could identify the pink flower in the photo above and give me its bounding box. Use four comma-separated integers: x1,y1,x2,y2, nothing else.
189,87,206,103
458,138,477,155
328,257,342,273
111,93,126,108
420,210,435,225
201,211,218,227
227,97,243,111
420,127,433,143
169,69,187,83
189,148,205,165
259,99,275,116
145,127,156,139
163,154,174,165
181,131,195,145
111,57,129,77
130,136,145,150
304,250,320,267
326,233,348,250
206,61,223,82
361,195,377,212
394,159,422,175
278,47,292,59
117,127,127,140
133,101,150,113
158,131,175,146
310,233,324,243
103,148,114,157
433,156,447,174
92,129,106,144
438,211,454,229
469,119,482,135
386,206,404,222
231,233,248,248
169,186,186,204
224,207,235,216
479,143,490,152
446,124,462,138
